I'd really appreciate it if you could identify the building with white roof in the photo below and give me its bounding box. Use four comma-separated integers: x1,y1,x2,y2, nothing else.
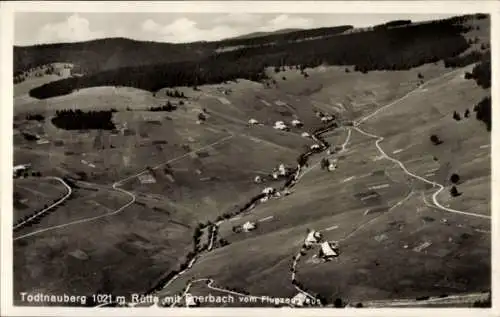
248,118,259,125
254,175,262,183
278,163,287,176
291,292,308,307
13,164,31,177
310,144,321,151
185,294,199,307
321,115,334,123
242,221,256,232
301,132,311,138
304,230,322,247
262,187,276,195
291,119,303,127
274,121,288,130
319,241,339,260
327,163,337,172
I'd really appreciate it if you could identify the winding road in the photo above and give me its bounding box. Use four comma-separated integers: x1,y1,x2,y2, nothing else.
13,176,72,231
13,135,234,241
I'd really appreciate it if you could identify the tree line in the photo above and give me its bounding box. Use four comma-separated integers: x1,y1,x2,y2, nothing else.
51,109,116,130
29,16,475,99
466,58,491,89
215,25,354,48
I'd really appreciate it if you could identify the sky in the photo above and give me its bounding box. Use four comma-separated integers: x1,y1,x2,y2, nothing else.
14,12,457,46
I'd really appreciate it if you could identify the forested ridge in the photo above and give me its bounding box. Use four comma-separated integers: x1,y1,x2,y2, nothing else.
20,14,489,100
14,38,212,76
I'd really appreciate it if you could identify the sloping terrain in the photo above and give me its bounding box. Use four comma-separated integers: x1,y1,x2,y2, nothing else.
12,14,490,307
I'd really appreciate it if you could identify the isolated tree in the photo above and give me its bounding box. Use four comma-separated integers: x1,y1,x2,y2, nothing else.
198,113,207,121
450,185,461,197
450,173,460,184
355,302,363,308
320,158,329,170
418,73,424,79
452,111,461,121
334,298,344,308
430,134,442,145
315,294,327,306
345,68,350,73
282,76,287,81
464,109,470,118
274,66,281,73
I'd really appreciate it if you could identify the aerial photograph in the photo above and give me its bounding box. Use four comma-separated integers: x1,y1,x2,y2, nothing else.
10,8,491,310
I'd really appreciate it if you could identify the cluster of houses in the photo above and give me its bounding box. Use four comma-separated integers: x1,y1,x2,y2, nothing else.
253,162,293,184
261,186,281,202
247,118,304,132
304,229,340,261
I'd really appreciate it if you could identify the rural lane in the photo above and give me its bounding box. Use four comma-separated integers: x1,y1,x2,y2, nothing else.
13,135,234,241
352,127,490,220
352,66,490,220
13,176,72,231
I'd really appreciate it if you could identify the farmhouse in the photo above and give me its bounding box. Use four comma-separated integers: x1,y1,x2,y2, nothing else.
310,144,321,151
301,132,311,138
185,294,199,307
13,164,31,178
138,172,157,184
262,187,276,195
278,163,287,176
242,221,256,232
321,115,334,123
36,139,49,145
291,119,303,127
327,162,337,172
318,241,339,260
291,292,308,307
248,118,259,125
273,121,288,131
304,230,322,247
272,171,279,180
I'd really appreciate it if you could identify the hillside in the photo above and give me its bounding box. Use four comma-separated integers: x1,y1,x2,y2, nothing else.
228,28,303,40
12,13,491,309
27,15,490,100
13,25,352,79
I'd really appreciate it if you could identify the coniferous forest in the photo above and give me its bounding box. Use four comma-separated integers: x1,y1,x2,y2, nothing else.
27,16,480,99
51,109,116,130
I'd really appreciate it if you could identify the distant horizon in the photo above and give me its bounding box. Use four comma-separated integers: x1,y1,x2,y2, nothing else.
14,13,458,46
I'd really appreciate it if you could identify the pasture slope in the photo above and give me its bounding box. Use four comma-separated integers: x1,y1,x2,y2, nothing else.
12,16,490,308
153,64,490,307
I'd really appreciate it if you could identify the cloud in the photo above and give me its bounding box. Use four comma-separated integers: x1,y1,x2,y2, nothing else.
140,14,316,43
213,13,262,25
36,14,106,44
263,14,313,31
141,17,240,43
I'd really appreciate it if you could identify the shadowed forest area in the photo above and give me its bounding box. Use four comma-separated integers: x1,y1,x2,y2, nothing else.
25,15,488,99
